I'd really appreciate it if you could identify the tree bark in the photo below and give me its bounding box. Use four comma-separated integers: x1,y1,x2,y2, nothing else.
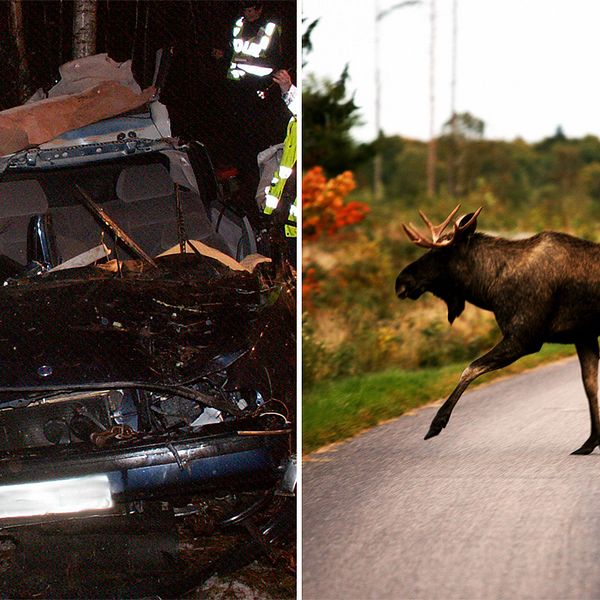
72,0,97,59
9,0,33,104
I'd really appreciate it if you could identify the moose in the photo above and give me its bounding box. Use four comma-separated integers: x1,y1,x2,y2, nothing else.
396,205,600,454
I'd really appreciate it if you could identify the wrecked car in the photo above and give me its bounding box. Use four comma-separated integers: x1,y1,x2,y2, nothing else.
0,54,295,596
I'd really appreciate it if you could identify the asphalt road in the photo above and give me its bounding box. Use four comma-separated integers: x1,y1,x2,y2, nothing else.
302,357,600,600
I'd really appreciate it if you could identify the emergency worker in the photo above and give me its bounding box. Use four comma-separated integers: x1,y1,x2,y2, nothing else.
227,2,282,83
260,69,297,263
213,1,289,227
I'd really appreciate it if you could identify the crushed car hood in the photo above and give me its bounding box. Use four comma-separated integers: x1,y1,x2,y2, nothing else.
0,254,267,391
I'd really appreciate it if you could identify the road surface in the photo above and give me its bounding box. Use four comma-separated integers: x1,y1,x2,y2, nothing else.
303,357,600,599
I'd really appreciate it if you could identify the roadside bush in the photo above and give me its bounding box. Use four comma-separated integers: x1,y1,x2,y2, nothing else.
302,167,368,240
302,312,358,386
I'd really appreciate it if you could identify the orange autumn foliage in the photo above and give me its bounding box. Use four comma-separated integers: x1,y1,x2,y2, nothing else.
302,266,320,310
302,166,369,241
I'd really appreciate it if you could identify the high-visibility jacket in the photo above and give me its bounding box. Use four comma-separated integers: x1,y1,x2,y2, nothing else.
263,116,297,238
228,17,281,81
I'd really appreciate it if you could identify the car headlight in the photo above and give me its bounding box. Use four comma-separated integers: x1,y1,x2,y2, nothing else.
0,474,113,518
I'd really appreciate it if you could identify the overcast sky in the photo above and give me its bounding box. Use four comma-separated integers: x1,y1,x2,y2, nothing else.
302,0,600,143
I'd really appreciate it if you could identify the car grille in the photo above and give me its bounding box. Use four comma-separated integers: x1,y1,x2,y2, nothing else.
0,396,111,452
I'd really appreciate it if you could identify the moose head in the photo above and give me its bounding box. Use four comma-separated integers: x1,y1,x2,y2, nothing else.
396,206,482,323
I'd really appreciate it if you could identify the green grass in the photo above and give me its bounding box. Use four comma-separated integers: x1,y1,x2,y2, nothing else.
302,344,576,454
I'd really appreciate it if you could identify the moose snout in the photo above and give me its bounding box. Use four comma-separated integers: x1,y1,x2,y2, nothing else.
396,278,408,298
396,273,417,299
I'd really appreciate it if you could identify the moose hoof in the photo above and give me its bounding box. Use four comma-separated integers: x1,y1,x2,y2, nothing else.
424,425,442,440
571,443,598,455
424,413,449,440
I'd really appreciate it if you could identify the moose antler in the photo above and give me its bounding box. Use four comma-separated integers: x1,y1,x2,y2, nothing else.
402,205,482,248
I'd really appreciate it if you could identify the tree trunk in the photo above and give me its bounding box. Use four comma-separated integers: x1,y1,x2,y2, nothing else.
427,0,437,197
72,0,97,59
448,0,458,197
9,0,33,104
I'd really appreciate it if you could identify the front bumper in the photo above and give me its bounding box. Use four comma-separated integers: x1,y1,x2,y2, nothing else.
0,429,290,521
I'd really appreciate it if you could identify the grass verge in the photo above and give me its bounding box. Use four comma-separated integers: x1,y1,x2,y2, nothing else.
303,344,575,454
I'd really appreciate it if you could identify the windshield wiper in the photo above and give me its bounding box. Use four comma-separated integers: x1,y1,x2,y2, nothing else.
74,184,157,269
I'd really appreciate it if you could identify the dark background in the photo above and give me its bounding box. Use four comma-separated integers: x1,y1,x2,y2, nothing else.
0,0,297,167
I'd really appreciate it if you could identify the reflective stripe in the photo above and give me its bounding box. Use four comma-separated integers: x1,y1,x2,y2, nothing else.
265,22,276,35
279,165,293,179
285,199,297,238
265,195,279,209
248,42,262,58
239,63,273,77
259,35,271,51
228,66,244,80
264,194,279,215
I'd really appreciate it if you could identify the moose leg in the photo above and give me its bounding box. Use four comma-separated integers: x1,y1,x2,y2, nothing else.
571,338,600,455
425,336,534,440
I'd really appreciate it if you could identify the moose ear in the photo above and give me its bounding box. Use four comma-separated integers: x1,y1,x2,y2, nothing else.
456,208,482,238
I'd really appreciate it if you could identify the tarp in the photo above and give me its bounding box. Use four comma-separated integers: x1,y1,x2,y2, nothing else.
40,53,143,98
0,54,155,156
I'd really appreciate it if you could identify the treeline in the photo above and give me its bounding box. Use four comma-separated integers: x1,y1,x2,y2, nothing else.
362,125,600,220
